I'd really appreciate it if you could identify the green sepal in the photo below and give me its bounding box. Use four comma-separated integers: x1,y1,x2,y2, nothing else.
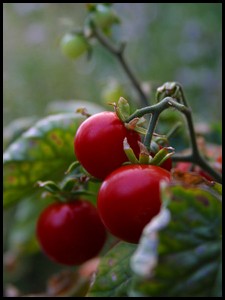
36,181,60,193
61,178,78,192
138,142,151,164
123,137,139,164
65,161,81,175
113,97,131,122
150,147,174,166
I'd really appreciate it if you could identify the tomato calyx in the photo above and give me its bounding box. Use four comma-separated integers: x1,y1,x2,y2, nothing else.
110,97,147,135
123,137,174,170
36,163,96,203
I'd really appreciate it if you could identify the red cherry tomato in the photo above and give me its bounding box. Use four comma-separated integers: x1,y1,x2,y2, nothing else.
74,112,140,180
36,200,106,266
97,164,171,244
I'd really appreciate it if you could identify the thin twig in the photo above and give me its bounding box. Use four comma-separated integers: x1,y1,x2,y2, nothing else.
91,24,149,107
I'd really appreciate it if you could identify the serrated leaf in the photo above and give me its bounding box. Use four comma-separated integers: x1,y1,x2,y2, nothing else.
87,242,136,297
3,113,85,208
130,184,222,297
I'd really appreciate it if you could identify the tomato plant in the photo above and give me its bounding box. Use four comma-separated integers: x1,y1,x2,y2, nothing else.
36,200,106,266
74,111,140,179
97,164,171,243
3,3,222,297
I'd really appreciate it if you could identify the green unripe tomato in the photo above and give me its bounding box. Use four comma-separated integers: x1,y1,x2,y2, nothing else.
91,4,119,30
60,33,89,59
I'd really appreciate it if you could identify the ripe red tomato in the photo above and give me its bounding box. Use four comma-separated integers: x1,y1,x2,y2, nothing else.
97,165,171,244
74,112,140,180
36,200,106,265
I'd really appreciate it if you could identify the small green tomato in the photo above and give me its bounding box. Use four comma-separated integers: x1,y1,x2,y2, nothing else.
60,33,89,59
91,4,119,30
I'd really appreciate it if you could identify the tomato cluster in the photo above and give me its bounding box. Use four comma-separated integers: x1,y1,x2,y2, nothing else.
36,110,220,264
38,110,221,265
74,111,171,244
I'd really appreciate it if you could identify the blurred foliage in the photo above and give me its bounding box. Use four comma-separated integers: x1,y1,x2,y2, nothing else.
130,182,222,297
3,3,222,296
3,3,222,128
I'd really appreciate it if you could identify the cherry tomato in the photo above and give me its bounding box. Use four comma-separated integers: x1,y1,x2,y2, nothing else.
97,164,171,244
60,33,89,59
74,112,140,180
91,4,118,30
36,200,106,265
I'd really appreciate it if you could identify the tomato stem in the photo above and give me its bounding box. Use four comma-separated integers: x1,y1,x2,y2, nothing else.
90,22,150,107
125,92,222,183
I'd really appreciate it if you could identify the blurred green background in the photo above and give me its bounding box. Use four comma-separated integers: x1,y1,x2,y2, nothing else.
3,3,222,296
3,3,222,128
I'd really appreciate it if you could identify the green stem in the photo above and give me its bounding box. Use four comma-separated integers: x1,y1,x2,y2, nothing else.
144,112,159,148
91,24,149,107
125,97,222,183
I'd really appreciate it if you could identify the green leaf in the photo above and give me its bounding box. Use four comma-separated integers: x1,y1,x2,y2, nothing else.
3,113,85,208
130,184,222,297
3,116,38,150
88,242,136,297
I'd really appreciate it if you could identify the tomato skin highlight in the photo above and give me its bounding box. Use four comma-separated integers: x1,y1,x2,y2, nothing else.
74,112,140,180
97,165,171,244
36,200,106,266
